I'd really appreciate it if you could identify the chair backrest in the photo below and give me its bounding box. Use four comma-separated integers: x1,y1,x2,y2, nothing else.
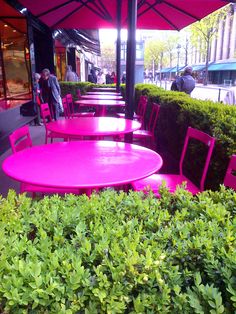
136,95,148,115
66,93,75,114
77,89,82,99
147,103,160,134
62,97,71,118
180,127,215,191
9,125,32,154
224,155,236,190
40,103,52,125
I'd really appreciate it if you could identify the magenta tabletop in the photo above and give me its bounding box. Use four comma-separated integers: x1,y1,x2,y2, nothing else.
75,99,125,106
92,87,116,92
2,141,163,190
74,99,125,116
80,95,123,100
86,92,121,96
46,117,141,137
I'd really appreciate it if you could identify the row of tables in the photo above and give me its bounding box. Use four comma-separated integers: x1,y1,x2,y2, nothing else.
2,88,163,195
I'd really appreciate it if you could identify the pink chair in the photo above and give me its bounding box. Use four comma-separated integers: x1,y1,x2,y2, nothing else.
62,97,71,119
9,125,32,153
66,93,95,117
132,127,215,195
132,103,160,149
40,103,64,143
9,125,79,195
224,155,236,190
117,95,148,127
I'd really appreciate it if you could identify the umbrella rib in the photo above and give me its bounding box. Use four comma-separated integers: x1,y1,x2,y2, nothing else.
51,1,91,28
77,0,113,22
96,0,114,21
138,1,180,30
36,0,73,18
163,0,201,21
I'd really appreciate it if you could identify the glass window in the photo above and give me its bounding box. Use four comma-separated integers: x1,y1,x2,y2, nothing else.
0,19,31,111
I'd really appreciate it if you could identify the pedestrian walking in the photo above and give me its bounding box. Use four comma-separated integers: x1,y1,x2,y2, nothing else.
39,68,61,120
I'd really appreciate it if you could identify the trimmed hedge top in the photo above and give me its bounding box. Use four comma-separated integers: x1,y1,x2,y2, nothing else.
0,188,235,313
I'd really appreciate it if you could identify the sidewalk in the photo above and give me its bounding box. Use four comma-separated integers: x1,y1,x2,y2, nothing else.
155,80,233,103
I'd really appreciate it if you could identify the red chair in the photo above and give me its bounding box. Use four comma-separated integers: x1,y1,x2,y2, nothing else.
66,93,95,117
132,127,215,195
117,95,148,126
9,125,32,153
132,103,160,149
62,97,71,119
9,125,80,196
40,103,64,143
224,155,236,190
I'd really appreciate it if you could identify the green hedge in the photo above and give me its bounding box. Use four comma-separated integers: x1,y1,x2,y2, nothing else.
0,189,235,313
60,82,94,99
134,83,236,190
60,82,119,100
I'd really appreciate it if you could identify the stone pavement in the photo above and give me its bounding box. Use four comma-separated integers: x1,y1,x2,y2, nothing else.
156,80,233,103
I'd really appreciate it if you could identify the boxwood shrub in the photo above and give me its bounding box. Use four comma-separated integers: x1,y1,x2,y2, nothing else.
60,82,94,99
0,189,235,313
60,82,125,100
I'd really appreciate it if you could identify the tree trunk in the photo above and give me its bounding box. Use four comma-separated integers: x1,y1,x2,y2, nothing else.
204,37,210,86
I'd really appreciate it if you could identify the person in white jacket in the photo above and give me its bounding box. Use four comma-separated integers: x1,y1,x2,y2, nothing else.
224,86,236,105
64,65,78,82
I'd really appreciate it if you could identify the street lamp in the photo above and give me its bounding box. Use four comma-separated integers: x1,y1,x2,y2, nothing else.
176,44,181,76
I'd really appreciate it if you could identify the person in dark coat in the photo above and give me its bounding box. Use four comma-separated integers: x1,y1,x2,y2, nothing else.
39,68,61,120
88,68,97,83
172,66,195,95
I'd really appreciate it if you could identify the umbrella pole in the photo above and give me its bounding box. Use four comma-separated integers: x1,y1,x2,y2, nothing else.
125,0,137,123
116,0,122,93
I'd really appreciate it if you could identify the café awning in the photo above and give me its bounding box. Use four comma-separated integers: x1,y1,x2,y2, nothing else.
208,61,236,71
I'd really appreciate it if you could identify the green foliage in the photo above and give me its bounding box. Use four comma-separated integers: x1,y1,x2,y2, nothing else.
60,82,94,99
134,83,236,190
0,188,235,313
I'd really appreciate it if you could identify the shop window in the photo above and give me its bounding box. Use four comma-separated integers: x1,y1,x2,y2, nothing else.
0,19,31,111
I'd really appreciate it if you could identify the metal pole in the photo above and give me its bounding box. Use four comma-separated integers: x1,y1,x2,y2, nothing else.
116,0,122,93
125,0,137,121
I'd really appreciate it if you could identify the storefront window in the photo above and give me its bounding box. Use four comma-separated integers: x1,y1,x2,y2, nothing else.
0,18,31,111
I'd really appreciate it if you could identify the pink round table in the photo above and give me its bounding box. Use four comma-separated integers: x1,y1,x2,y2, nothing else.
74,99,125,116
80,94,123,100
46,117,141,138
86,92,121,96
92,87,116,92
2,141,163,193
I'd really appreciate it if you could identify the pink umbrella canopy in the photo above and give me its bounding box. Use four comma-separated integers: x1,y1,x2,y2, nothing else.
17,0,231,30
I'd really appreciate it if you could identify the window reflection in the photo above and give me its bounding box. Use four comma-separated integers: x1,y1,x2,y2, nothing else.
0,19,31,111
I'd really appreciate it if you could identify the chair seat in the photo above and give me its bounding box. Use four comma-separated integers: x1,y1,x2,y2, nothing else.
132,174,200,196
133,129,152,138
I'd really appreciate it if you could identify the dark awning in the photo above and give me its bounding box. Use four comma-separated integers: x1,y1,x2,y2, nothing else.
54,29,100,55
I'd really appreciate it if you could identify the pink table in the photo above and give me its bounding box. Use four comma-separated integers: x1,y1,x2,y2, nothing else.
80,94,123,100
46,117,141,138
74,99,125,116
92,87,116,92
86,92,121,96
2,141,163,193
